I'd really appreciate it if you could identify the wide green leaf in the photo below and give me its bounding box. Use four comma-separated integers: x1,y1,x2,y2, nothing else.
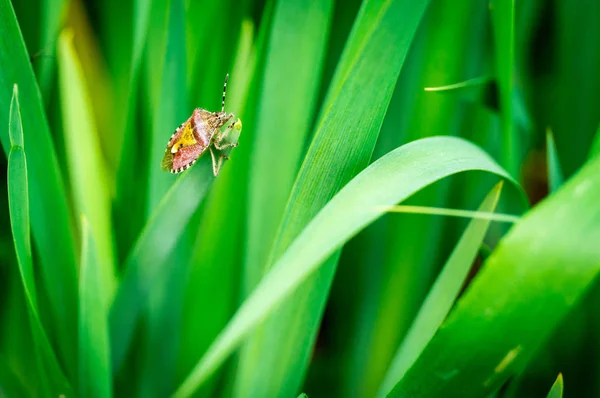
174,136,520,397
378,181,507,395
389,146,600,397
236,0,433,395
78,216,112,398
0,0,78,374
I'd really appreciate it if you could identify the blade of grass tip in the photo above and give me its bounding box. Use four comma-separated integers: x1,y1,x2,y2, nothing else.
57,28,116,304
546,128,564,193
490,0,518,178
176,16,257,393
546,373,564,398
388,153,600,398
377,204,519,224
78,216,112,398
424,75,493,92
173,136,523,398
235,1,434,396
109,156,214,373
244,0,334,295
0,0,78,375
377,182,505,396
7,84,73,397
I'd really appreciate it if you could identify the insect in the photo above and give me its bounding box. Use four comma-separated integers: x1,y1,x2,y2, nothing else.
160,74,242,176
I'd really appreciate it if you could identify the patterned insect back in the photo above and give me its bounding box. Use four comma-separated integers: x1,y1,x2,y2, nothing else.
161,74,243,176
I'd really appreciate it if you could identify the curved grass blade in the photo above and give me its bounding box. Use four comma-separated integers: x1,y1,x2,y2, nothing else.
174,136,522,398
546,373,564,398
389,150,600,398
109,156,214,373
546,129,564,193
236,1,434,395
78,216,112,398
0,0,78,374
57,29,116,304
377,182,506,396
7,85,72,397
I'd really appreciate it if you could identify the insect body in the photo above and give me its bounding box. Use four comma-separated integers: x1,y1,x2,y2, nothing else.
161,74,242,176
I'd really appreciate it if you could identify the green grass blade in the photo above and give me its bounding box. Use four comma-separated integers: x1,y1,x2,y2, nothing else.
546,373,564,398
244,0,334,293
35,0,65,100
7,85,72,397
235,1,434,395
146,0,187,215
57,29,117,304
490,0,518,177
176,17,257,393
174,136,520,398
113,0,153,261
78,216,112,398
109,157,214,372
378,182,504,396
389,152,600,398
0,0,78,374
546,129,564,193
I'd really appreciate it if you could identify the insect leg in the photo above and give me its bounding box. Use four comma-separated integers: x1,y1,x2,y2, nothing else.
209,147,219,176
214,118,240,150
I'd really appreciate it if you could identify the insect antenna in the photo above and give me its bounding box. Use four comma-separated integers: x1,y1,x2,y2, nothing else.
221,73,229,112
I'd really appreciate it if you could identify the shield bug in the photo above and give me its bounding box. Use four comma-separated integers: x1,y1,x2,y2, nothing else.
161,74,242,176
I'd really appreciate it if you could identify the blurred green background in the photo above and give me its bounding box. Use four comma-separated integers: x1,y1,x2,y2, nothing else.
1,0,600,397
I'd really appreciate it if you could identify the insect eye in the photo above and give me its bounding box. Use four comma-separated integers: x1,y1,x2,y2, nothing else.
179,143,183,148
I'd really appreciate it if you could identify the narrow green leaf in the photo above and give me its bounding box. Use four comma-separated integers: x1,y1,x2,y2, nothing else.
57,29,117,304
78,216,112,398
174,136,520,398
491,0,518,177
34,0,65,100
237,0,434,395
378,182,504,396
0,0,78,373
546,373,564,398
7,87,72,396
109,157,214,372
389,148,600,398
244,0,334,293
341,2,498,394
146,0,188,215
546,129,564,193
176,16,257,393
